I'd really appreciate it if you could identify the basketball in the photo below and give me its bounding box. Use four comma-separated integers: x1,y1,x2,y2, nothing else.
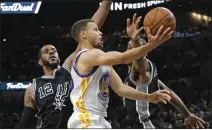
143,7,176,35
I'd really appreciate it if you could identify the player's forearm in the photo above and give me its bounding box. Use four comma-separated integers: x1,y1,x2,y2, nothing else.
116,85,150,101
169,91,191,117
122,41,157,64
158,80,190,117
91,0,112,29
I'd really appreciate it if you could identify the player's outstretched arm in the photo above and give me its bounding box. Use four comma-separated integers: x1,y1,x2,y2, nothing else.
158,80,206,129
15,85,36,128
63,0,112,69
127,13,173,46
126,14,172,72
158,80,190,117
79,14,173,67
109,67,171,104
91,0,112,29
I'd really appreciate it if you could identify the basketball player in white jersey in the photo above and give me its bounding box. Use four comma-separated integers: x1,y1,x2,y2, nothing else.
123,14,205,129
67,14,174,128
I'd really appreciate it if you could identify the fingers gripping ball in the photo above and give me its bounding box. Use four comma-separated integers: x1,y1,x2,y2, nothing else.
143,7,176,35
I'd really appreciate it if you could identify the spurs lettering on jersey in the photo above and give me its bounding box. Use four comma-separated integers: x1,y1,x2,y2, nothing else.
37,80,72,110
98,72,110,106
53,80,73,110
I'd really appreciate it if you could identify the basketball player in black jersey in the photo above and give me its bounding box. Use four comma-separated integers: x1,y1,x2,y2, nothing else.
123,14,205,129
15,0,112,128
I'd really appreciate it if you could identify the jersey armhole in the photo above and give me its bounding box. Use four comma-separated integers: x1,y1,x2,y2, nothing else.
72,49,99,78
62,64,72,75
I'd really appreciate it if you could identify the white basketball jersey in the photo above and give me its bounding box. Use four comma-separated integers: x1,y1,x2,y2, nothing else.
70,49,110,117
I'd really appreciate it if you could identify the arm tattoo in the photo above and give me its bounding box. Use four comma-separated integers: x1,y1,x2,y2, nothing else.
24,86,36,109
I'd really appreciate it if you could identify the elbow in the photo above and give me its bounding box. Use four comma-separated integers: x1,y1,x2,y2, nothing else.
114,86,125,97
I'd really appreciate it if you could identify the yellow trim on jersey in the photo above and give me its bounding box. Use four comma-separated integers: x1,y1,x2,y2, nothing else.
78,113,90,128
75,77,91,128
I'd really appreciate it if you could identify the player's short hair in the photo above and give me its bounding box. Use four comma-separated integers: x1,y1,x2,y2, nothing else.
71,19,94,42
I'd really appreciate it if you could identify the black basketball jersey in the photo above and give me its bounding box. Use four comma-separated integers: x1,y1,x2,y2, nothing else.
33,65,73,129
124,59,161,128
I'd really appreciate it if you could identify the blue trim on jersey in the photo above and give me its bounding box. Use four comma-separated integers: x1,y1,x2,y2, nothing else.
69,78,74,93
73,49,99,78
73,65,98,78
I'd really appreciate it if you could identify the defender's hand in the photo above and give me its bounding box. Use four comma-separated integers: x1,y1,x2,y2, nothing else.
148,90,171,104
184,114,205,129
126,13,143,40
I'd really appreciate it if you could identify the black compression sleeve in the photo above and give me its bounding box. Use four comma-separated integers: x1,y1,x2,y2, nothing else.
15,106,36,129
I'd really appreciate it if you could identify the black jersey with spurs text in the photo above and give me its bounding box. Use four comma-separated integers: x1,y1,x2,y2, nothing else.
33,65,73,129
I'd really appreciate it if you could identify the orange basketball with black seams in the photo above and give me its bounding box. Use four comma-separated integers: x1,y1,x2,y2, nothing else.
143,7,176,35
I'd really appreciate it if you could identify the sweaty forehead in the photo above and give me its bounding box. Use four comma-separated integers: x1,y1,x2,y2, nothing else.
41,45,56,51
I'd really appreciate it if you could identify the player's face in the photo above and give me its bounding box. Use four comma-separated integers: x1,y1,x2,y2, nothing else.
39,45,60,69
85,22,103,48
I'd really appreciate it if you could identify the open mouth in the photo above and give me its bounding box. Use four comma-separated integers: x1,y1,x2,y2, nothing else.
100,40,104,45
100,37,105,45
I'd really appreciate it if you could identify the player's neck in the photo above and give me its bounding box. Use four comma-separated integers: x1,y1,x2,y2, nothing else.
43,66,57,76
79,41,94,50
